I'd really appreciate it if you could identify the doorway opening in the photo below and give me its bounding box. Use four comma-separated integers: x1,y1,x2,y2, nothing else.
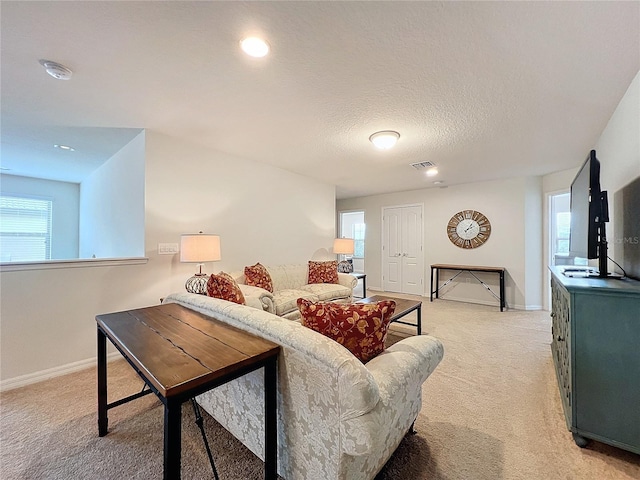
339,210,365,297
339,210,365,274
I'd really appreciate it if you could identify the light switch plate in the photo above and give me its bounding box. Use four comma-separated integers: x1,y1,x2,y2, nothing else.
158,243,179,255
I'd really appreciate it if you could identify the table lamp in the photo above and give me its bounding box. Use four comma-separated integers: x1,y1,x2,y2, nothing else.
333,238,355,273
180,232,221,294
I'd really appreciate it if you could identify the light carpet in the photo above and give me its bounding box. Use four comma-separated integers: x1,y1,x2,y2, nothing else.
1,298,639,479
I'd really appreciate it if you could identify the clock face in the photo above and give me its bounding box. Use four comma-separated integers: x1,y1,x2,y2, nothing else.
447,210,491,249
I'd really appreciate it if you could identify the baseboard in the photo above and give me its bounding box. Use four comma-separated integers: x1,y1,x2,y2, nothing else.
0,352,122,392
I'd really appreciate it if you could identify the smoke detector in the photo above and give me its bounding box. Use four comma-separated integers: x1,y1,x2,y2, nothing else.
39,59,73,80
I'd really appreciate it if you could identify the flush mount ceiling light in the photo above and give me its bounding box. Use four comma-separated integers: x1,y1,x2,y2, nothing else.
426,167,439,177
39,59,73,80
240,37,270,57
369,130,400,150
54,144,75,151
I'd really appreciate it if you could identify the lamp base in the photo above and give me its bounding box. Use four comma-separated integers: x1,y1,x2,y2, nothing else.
185,273,209,295
337,260,353,273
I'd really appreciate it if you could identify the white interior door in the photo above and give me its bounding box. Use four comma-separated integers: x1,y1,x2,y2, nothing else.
383,207,402,292
382,205,424,294
401,205,423,295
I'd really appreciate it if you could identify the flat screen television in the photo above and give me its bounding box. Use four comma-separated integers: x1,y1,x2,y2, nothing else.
569,150,610,277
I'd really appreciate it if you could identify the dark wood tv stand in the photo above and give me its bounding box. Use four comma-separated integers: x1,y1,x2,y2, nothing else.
549,266,640,454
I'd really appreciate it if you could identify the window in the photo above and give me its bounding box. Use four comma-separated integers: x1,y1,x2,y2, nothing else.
555,212,571,254
0,195,52,261
353,223,366,258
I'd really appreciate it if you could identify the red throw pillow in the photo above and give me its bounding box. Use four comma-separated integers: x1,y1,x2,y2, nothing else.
297,298,396,363
308,260,339,284
206,272,246,305
244,263,273,293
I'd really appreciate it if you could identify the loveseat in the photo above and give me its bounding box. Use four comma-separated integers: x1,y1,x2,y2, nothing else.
231,263,357,320
162,292,444,480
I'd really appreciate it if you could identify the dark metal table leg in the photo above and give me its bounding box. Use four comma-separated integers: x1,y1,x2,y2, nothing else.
430,267,434,302
164,400,182,480
264,358,277,480
417,304,422,335
500,271,505,311
97,327,108,437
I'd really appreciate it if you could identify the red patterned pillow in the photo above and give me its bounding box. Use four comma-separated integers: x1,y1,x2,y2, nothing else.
297,298,396,363
308,260,339,284
244,263,273,293
206,272,246,305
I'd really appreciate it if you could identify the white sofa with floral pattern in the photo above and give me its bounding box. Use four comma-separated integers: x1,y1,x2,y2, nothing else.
231,263,357,320
162,292,444,480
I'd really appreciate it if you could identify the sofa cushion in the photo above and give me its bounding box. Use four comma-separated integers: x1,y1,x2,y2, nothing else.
244,263,274,293
308,260,339,284
274,289,319,317
297,298,396,363
206,272,245,305
299,283,351,302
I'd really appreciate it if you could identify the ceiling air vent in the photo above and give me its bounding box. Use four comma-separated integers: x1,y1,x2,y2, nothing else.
410,161,436,170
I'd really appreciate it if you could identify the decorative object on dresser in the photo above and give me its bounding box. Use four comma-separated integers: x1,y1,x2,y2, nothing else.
447,209,491,249
549,266,640,454
180,232,221,294
333,237,355,273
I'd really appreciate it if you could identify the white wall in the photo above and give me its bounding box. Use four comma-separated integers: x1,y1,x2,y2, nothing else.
79,131,145,258
524,176,543,309
337,176,541,310
0,130,336,386
595,69,640,263
0,174,80,259
540,69,640,308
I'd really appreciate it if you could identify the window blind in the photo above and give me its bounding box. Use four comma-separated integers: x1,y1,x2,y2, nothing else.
0,195,52,261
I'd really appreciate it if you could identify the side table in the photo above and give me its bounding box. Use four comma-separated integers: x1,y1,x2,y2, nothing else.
96,303,280,479
352,272,367,298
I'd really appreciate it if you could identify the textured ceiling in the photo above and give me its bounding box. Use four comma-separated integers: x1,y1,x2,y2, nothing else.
1,1,639,198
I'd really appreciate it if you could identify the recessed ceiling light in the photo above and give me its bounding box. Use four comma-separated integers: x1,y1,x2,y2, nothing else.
39,59,73,80
369,130,400,150
54,144,75,151
426,167,439,177
240,37,270,58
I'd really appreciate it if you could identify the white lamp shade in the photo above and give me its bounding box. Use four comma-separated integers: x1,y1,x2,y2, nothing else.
333,238,355,255
180,234,221,263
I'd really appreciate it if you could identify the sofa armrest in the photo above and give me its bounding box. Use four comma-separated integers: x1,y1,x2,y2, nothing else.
237,284,275,313
339,335,444,456
338,273,358,290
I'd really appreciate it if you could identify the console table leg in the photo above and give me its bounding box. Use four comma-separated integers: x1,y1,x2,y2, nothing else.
264,358,278,480
97,327,108,437
164,400,182,479
500,271,505,311
417,307,422,335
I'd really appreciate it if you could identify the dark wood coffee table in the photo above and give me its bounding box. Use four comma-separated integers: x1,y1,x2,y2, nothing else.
358,294,422,335
96,303,281,480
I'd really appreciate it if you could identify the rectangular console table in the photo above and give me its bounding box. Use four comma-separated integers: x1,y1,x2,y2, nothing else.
430,264,506,311
96,303,281,479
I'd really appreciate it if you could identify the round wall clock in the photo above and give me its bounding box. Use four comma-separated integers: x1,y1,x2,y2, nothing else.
447,210,491,249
